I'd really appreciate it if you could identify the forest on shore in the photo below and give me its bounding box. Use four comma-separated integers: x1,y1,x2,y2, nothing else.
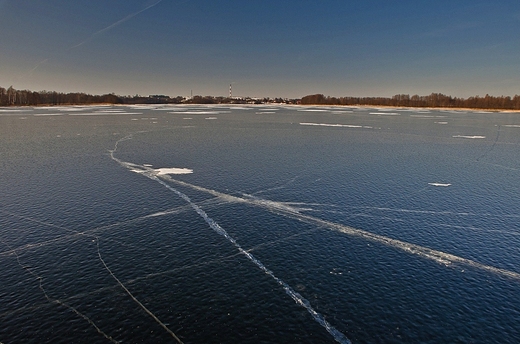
2,85,520,110
0,86,297,106
300,93,520,110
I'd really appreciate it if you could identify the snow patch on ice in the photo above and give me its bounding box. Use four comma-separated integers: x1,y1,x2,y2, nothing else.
452,135,486,139
300,122,365,128
428,183,452,187
154,168,193,175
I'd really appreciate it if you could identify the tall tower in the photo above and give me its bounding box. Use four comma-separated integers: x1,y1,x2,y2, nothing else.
229,84,232,98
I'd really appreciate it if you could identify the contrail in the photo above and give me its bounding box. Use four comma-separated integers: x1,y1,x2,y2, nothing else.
70,0,164,49
25,0,166,77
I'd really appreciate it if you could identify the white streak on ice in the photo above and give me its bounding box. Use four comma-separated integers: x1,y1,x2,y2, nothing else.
300,122,375,129
149,176,352,344
154,168,193,175
300,122,363,128
109,132,520,341
147,169,520,283
452,135,486,139
428,183,452,187
69,112,143,116
110,137,351,344
369,112,400,116
0,109,32,112
94,110,127,113
504,125,520,128
168,111,228,115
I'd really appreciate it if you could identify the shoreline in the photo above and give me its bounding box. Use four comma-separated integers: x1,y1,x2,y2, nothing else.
296,104,520,113
1,103,520,113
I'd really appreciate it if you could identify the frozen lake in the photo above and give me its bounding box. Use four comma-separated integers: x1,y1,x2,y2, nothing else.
1,104,520,343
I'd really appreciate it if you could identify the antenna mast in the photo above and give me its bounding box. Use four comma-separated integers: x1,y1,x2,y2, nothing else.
229,84,232,98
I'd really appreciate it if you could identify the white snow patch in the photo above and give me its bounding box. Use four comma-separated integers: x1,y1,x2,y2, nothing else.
300,122,372,129
453,135,486,139
154,168,193,175
168,111,226,115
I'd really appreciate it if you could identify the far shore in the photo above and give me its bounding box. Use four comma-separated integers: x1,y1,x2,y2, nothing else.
318,104,520,113
2,102,520,113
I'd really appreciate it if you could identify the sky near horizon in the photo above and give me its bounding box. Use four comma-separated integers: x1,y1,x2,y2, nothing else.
1,0,520,98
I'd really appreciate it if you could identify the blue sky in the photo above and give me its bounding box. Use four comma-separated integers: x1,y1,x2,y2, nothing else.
1,0,520,98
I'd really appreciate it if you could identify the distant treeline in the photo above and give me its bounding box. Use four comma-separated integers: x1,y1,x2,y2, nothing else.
0,86,298,106
0,85,187,106
301,93,520,110
4,85,520,109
